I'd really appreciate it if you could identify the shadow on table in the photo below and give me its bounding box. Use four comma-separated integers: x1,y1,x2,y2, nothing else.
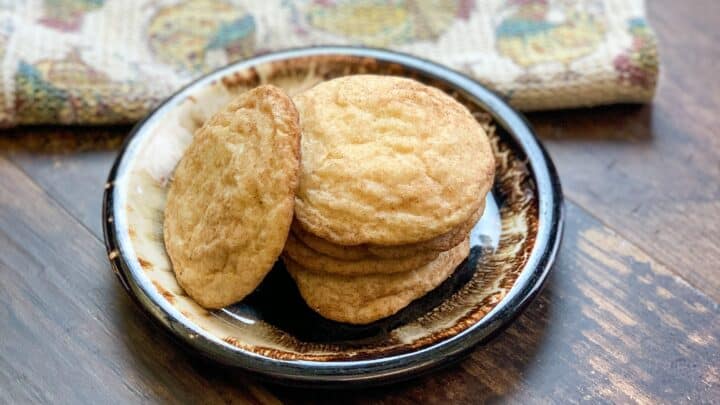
0,104,655,153
526,104,654,143
0,125,129,154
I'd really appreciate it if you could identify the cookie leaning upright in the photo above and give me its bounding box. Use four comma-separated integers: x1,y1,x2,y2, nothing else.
294,75,495,246
164,85,301,309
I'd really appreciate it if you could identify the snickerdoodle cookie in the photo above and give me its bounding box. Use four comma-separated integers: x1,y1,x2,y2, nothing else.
282,233,441,275
293,75,495,246
292,200,485,260
164,85,301,309
285,238,471,324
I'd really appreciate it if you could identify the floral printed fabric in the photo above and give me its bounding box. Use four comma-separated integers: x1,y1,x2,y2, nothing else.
0,0,658,126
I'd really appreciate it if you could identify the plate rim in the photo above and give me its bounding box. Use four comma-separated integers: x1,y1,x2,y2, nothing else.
102,46,564,385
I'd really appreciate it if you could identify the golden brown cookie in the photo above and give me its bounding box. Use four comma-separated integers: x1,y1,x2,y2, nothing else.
164,85,301,309
291,221,369,261
285,238,471,324
293,75,495,246
282,233,441,275
293,199,485,260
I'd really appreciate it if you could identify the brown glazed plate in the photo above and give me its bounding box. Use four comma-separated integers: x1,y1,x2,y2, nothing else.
103,47,563,387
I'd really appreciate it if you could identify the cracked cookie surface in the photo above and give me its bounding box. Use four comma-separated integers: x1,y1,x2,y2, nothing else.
164,85,300,309
293,75,495,245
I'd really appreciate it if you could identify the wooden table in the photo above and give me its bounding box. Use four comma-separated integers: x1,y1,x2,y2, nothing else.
1,1,718,403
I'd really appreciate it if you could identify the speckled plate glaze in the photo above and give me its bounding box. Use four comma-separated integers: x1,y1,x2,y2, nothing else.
103,47,563,387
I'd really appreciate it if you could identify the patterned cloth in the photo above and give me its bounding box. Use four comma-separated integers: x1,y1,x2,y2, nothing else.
0,0,658,126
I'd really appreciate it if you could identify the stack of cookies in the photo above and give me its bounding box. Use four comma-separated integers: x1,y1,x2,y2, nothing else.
164,75,495,325
283,75,495,324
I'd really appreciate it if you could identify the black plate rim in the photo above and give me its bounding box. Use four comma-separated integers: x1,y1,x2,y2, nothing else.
102,46,564,385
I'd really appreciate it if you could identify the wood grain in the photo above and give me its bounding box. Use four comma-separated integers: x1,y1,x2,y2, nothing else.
0,0,718,402
273,204,719,404
533,0,720,301
0,149,717,402
0,127,127,238
0,157,279,404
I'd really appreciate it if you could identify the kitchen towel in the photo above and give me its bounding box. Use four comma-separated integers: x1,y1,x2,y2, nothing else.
0,0,659,126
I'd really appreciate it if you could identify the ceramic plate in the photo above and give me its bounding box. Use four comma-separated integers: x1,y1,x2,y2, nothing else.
103,47,563,387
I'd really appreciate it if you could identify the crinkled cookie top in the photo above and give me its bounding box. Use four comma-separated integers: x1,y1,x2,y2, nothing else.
294,75,495,245
164,85,300,309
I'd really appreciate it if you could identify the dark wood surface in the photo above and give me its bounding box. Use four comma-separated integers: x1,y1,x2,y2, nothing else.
1,1,718,403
